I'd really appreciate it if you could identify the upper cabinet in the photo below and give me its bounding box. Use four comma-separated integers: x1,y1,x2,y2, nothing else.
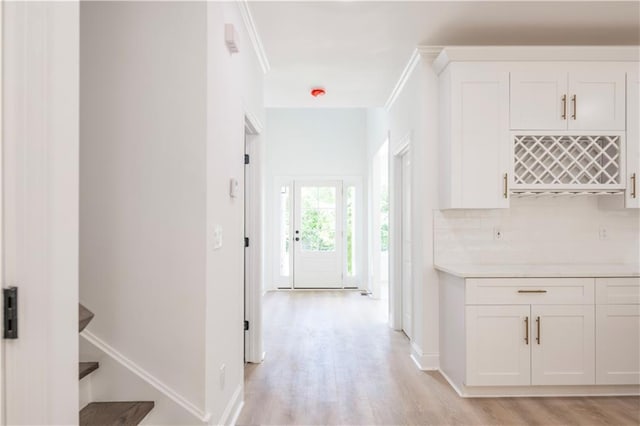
435,47,639,209
511,68,625,131
626,70,640,208
439,63,510,209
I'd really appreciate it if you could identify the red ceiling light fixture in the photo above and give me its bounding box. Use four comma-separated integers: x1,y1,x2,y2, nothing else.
310,87,326,98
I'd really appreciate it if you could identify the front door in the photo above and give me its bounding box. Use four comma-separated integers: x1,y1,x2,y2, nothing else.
293,181,343,288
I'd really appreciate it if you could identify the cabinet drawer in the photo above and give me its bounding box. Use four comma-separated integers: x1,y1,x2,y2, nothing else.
466,278,594,305
596,277,640,304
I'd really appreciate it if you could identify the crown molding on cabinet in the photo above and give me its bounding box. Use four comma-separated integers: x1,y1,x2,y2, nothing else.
433,46,640,75
384,46,443,112
237,0,271,74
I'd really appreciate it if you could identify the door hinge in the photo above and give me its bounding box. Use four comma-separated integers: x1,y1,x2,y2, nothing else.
244,154,250,165
3,287,18,339
244,320,249,331
244,237,250,248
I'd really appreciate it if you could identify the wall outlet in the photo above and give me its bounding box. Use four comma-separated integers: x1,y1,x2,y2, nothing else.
599,227,609,240
493,227,503,241
219,364,226,390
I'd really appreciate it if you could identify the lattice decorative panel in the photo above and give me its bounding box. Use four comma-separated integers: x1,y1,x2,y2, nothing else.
513,135,621,187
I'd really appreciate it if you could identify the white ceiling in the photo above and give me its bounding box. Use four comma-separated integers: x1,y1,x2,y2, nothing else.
249,1,640,108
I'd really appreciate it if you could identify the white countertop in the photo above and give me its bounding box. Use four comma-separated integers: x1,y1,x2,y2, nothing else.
434,263,640,278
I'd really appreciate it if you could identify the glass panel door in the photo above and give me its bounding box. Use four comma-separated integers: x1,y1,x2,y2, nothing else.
293,181,343,288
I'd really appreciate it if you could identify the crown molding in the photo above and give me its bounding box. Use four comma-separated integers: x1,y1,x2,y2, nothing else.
433,45,640,75
384,46,443,112
237,0,270,74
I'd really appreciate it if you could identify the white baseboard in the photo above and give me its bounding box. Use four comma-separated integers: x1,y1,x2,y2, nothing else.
217,384,244,426
438,367,640,398
410,342,439,371
81,330,210,423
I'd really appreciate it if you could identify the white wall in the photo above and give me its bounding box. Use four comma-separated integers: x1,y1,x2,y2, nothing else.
80,2,264,424
80,0,208,413
377,54,441,370
265,108,368,289
435,197,640,266
205,2,265,423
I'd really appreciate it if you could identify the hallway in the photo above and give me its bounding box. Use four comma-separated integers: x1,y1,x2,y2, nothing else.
238,291,640,425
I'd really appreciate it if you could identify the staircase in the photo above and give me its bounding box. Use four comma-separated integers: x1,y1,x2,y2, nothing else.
79,304,155,425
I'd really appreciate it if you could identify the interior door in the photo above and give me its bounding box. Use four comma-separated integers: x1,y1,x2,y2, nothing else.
293,181,343,288
401,151,412,338
531,305,595,385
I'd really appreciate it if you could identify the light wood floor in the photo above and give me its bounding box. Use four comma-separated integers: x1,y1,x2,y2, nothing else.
237,291,640,425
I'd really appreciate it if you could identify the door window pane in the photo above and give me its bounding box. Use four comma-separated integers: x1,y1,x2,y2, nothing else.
346,186,356,276
300,186,336,252
279,185,291,276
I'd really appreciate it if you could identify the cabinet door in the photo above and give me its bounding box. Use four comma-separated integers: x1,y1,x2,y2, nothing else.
568,70,626,131
511,71,568,130
531,305,595,385
626,70,640,208
596,304,640,385
466,305,531,386
449,65,510,208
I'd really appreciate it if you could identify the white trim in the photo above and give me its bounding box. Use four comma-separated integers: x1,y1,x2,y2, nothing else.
236,0,270,74
384,49,420,112
216,383,244,426
389,135,408,331
0,0,5,422
385,46,443,111
433,46,640,75
80,330,211,423
410,342,439,371
244,110,263,135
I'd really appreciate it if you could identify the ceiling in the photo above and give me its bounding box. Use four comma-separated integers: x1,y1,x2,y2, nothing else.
249,1,640,108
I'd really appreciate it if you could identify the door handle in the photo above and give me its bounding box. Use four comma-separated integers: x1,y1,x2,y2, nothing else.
631,173,637,199
524,316,529,345
561,94,567,120
503,173,508,199
571,95,577,120
536,316,541,344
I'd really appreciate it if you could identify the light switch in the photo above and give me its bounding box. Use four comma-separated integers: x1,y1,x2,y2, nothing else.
212,225,223,250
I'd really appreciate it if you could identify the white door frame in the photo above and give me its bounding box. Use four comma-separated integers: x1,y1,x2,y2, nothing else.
0,1,5,422
390,132,411,331
244,112,264,364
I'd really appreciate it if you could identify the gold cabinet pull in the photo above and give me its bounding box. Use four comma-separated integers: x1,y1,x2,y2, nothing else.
524,316,529,345
632,173,637,199
518,289,547,293
503,173,508,199
571,94,577,120
536,316,541,345
561,94,567,120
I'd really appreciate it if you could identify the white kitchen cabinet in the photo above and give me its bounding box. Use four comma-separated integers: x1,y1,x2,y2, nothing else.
531,305,595,385
511,71,568,131
596,304,640,385
510,68,626,131
439,63,510,209
568,70,626,131
595,277,640,385
466,305,531,386
626,70,640,208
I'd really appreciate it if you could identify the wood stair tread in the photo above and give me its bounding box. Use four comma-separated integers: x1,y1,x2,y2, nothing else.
80,401,154,426
79,304,94,332
79,362,99,380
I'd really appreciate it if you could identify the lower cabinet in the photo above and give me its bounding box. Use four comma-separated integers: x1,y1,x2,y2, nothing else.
531,305,595,385
466,305,531,386
466,303,595,386
596,304,640,384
